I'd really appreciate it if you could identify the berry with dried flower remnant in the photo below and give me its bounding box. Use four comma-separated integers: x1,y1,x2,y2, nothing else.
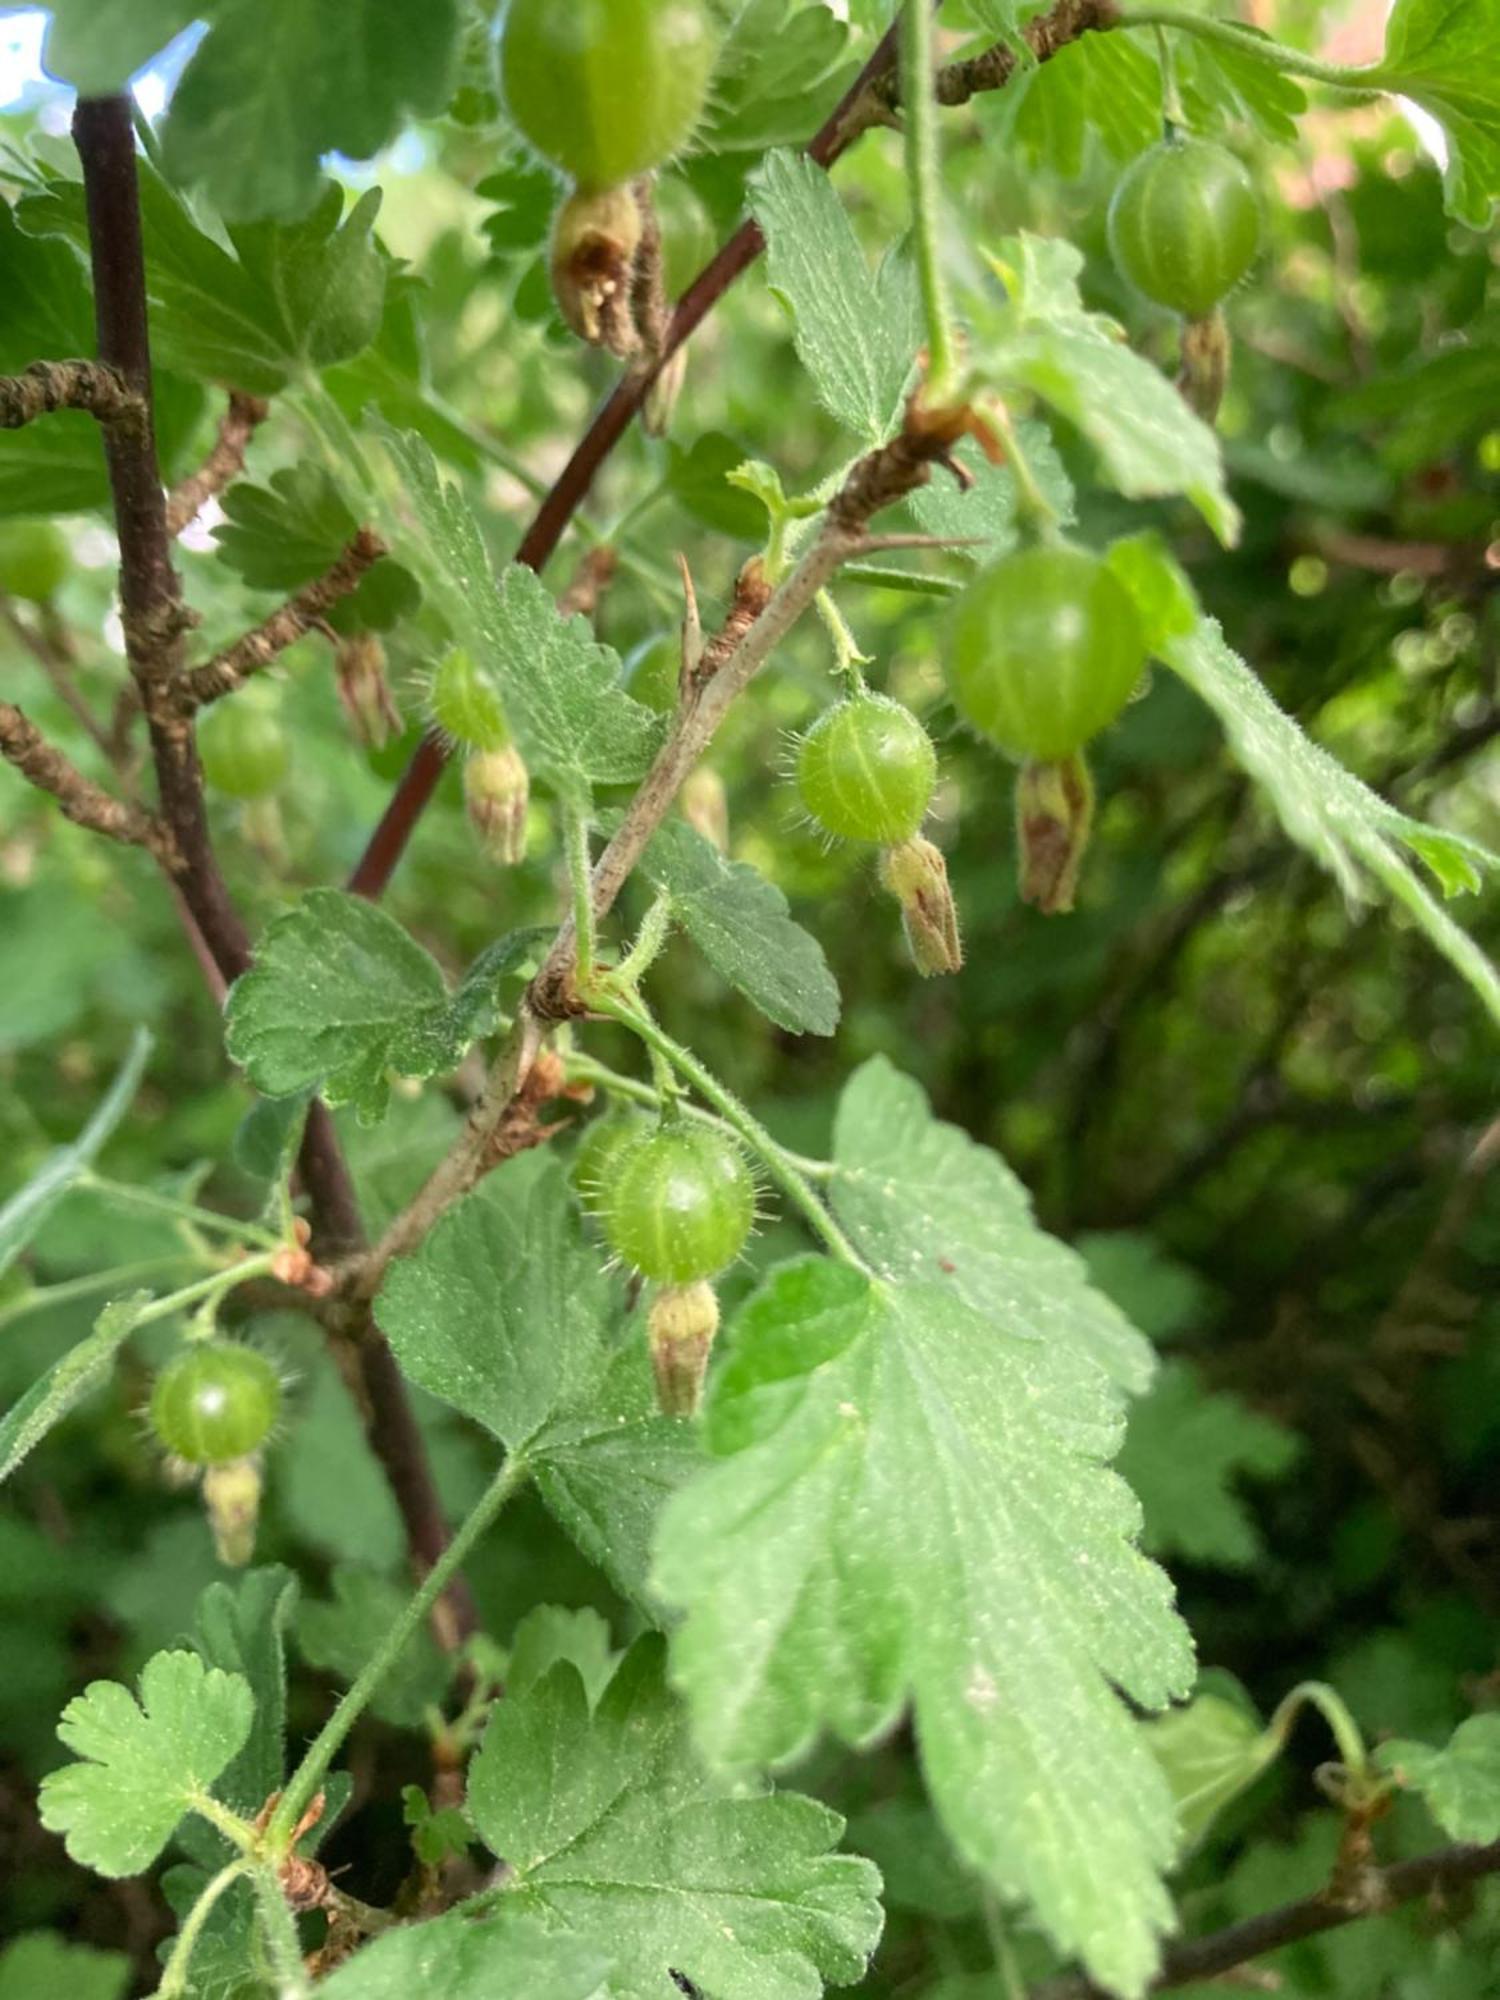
149,1342,281,1468
1108,136,1261,320
798,692,936,846
599,1121,756,1284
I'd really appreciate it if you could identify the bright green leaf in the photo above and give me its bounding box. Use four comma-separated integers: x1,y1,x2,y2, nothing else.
975,234,1239,543
1372,0,1500,227
316,1914,614,2000
0,1933,129,2000
380,426,663,802
1378,1715,1500,1842
1162,615,1500,1028
189,1567,298,1828
1144,1681,1280,1853
0,1028,149,1282
467,1637,883,2000
214,464,418,633
640,818,840,1037
0,1293,152,1487
376,1158,703,1601
224,891,513,1124
157,0,461,223
43,0,200,94
750,148,918,443
1119,1362,1298,1569
654,1256,1193,1997
507,1605,619,1706
701,0,859,154
830,1056,1154,1393
37,1651,254,1877
908,425,1076,557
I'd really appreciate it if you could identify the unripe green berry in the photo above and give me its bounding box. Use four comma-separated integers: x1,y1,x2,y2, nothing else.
948,544,1145,763
571,1109,647,1214
149,1343,281,1466
428,647,510,754
198,695,290,800
498,0,719,193
0,519,68,603
797,693,936,845
600,1122,755,1283
1108,137,1261,320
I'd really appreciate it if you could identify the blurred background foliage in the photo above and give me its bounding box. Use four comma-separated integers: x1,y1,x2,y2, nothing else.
0,0,1497,1991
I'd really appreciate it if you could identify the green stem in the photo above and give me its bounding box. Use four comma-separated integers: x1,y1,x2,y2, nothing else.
251,1864,310,1999
133,1252,282,1332
901,0,960,400
567,1052,836,1182
815,589,870,687
989,405,1059,532
0,1256,201,1332
1153,25,1185,130
185,1791,258,1853
268,1453,531,1849
156,1858,252,1998
612,892,674,992
841,561,964,598
564,805,598,992
1120,8,1381,89
1268,1680,1371,1775
80,1174,281,1249
593,997,867,1269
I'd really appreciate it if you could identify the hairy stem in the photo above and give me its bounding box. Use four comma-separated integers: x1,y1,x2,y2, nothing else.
1119,7,1381,87
156,1858,251,1998
901,0,959,398
268,1452,530,1849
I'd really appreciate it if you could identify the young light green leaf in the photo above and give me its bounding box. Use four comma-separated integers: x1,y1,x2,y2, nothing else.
37,1651,254,1877
831,1056,1154,1393
750,148,917,443
975,235,1239,543
0,1027,149,1280
1118,1362,1298,1569
376,1158,703,1601
316,1913,614,2000
43,0,200,94
224,891,512,1124
700,0,859,154
1371,0,1500,227
1007,31,1163,178
16,169,386,393
297,1568,451,1728
1377,1716,1500,1843
653,1256,1194,1998
0,1292,151,1486
1162,615,1500,1028
214,463,418,633
467,1637,883,2000
380,426,662,801
1143,1681,1281,1853
0,1933,129,2000
507,1605,620,1705
640,818,840,1037
156,0,461,222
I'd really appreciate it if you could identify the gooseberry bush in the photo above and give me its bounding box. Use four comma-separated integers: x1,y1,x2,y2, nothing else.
2,2,1499,1996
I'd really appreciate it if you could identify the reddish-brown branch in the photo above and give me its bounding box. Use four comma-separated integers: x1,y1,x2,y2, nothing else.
0,698,168,854
184,527,387,707
165,389,270,536
1032,1836,1500,1997
70,95,470,1642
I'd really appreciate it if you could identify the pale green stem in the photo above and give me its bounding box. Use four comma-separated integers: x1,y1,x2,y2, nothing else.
1267,1680,1371,1775
134,1251,282,1332
612,892,674,991
79,1174,282,1248
989,404,1061,533
156,1857,252,1999
815,589,870,688
251,1863,311,1999
981,1890,1027,2000
1153,25,1185,130
593,996,867,1269
563,805,598,992
0,1256,201,1332
842,561,964,598
1121,8,1382,89
185,1791,259,1853
902,0,960,400
268,1453,530,1849
566,1051,838,1181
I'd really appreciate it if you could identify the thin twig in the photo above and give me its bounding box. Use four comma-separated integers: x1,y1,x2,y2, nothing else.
184,528,387,707
0,356,142,429
1,600,119,765
0,699,167,854
1031,1836,1500,1997
165,389,270,536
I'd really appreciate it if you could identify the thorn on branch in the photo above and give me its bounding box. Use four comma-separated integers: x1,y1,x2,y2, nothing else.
183,528,388,708
0,357,144,432
165,389,271,536
0,698,171,857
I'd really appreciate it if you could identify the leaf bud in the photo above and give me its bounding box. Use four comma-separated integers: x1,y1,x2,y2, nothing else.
1015,752,1095,914
648,1279,720,1418
878,835,963,977
464,745,530,865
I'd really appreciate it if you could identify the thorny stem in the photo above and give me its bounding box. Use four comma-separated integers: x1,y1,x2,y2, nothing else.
902,0,960,400
593,993,868,1270
269,1453,530,1849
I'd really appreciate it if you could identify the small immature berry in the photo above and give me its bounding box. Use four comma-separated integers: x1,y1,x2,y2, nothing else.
948,544,1145,764
428,647,509,754
198,695,290,800
600,1122,756,1284
0,519,68,603
149,1343,281,1467
1108,137,1261,320
797,693,936,845
498,0,719,193
571,1109,647,1215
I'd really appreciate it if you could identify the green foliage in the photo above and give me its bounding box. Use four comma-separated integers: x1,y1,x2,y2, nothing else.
1143,1681,1281,1852
0,1293,151,1485
297,1567,451,1728
465,1637,882,1998
37,1651,253,1876
1378,1717,1500,1843
1372,0,1500,226
640,818,841,1035
0,1933,129,2000
214,464,418,632
654,1251,1192,1995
